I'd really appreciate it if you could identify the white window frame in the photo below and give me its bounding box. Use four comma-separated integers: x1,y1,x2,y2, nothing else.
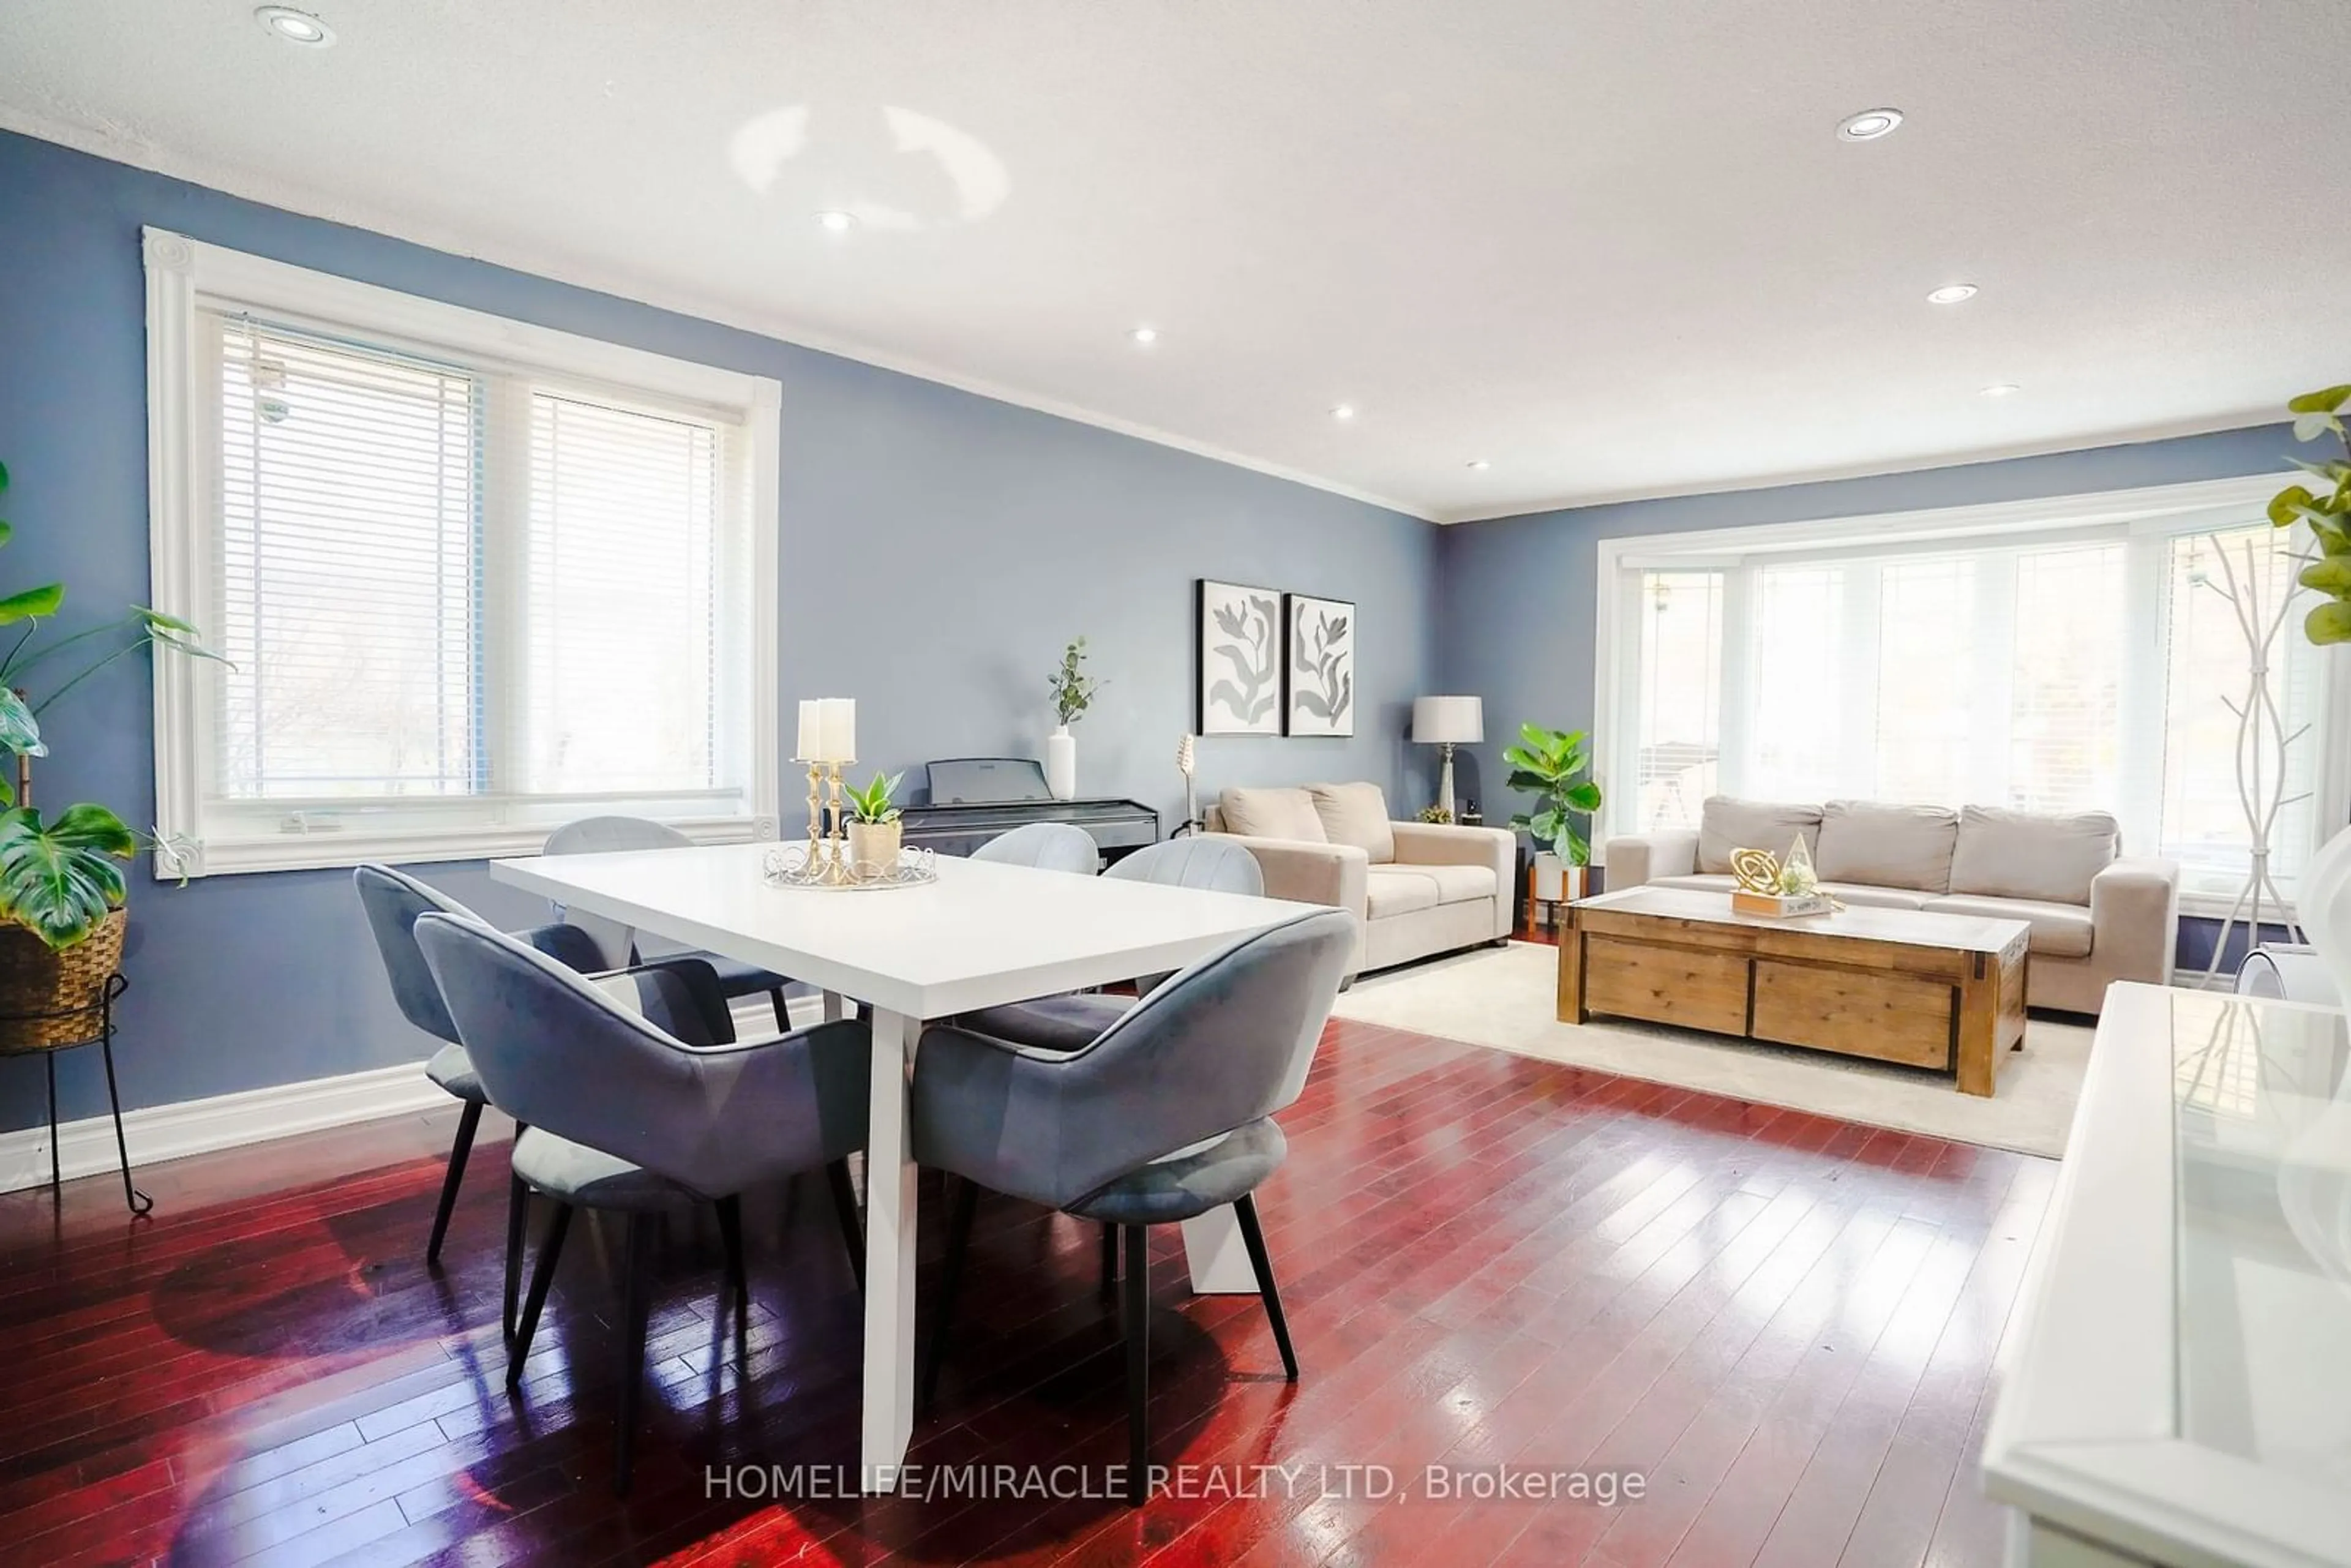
142,228,782,876
1591,472,2351,920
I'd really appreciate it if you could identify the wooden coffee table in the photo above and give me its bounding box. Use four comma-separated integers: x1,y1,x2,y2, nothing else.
1556,886,2031,1096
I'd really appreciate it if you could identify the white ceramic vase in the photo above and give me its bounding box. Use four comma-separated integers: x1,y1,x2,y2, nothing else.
1046,725,1077,800
1533,851,1585,902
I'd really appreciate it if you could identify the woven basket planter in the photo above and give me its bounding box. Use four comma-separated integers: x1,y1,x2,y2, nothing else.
0,907,126,1052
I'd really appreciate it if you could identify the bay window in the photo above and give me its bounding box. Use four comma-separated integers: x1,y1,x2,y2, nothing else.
1598,476,2344,915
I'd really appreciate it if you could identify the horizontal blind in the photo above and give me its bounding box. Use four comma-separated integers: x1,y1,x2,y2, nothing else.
523,392,721,796
215,317,481,799
1747,564,1845,801
2007,542,2123,814
1874,557,1976,805
1632,571,1722,828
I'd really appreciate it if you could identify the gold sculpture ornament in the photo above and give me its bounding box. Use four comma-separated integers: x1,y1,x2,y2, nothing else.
1729,846,1785,895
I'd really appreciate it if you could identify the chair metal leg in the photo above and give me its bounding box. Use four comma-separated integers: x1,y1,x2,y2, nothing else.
825,1158,865,1291
615,1212,655,1495
1234,1195,1297,1381
503,1174,529,1346
97,1037,152,1218
714,1193,748,1319
920,1177,980,1411
508,1201,572,1388
44,1052,59,1196
1099,1221,1118,1292
426,1100,484,1264
1122,1224,1150,1505
770,987,791,1031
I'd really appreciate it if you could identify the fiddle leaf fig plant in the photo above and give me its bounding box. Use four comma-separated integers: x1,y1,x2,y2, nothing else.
0,458,220,949
843,770,904,825
2267,384,2351,645
1504,721,1605,867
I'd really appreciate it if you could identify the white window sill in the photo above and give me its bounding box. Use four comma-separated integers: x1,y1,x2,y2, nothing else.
157,816,778,879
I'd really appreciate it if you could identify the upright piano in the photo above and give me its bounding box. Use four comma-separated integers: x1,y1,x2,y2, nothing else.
897,757,1160,863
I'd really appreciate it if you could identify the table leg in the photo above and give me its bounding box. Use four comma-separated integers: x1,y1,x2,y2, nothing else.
1180,1208,1258,1294
861,1005,921,1492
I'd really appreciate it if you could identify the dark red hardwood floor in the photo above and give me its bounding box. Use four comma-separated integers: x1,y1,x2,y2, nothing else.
0,1018,2052,1567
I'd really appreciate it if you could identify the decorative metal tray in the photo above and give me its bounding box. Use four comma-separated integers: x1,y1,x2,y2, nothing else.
762,844,940,891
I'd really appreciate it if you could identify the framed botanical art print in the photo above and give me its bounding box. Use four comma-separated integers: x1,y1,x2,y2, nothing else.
1285,593,1355,737
1196,579,1284,735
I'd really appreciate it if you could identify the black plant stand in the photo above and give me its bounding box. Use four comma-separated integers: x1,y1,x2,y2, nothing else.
6,973,151,1216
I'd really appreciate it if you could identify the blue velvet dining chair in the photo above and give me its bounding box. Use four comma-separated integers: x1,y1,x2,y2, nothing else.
910,905,1354,1504
959,835,1267,1052
414,912,871,1493
544,815,797,1027
969,820,1100,874
353,864,606,1310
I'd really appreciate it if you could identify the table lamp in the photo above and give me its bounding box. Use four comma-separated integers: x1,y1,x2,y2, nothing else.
1412,696,1483,821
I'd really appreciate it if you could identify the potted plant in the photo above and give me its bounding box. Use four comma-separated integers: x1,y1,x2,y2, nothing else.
1046,636,1103,801
1504,722,1604,904
842,770,905,876
0,457,212,1046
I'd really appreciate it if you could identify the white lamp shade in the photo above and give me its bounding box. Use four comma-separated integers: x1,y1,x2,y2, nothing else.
1413,695,1483,745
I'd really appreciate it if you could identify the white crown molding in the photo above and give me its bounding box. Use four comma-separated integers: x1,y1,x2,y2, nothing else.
1436,411,2291,526
6,109,1433,522
0,1060,451,1194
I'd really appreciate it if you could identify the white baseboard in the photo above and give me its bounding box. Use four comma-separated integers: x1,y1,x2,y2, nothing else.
0,1059,449,1195
0,995,839,1197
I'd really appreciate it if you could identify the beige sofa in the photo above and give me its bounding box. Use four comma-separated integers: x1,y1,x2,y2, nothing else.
1204,782,1513,974
1604,796,2180,1015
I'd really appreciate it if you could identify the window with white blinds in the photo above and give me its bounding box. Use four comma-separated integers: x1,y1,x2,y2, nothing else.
144,232,779,874
1599,482,2344,915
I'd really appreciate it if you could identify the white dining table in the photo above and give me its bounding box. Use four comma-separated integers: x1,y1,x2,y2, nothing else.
489,840,1327,1493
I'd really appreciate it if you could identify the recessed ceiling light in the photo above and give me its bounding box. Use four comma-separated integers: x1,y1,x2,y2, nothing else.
1981,383,2020,398
814,210,857,233
1927,283,1979,305
1837,108,1904,142
1466,459,1490,470
1128,326,1158,345
1330,404,1357,421
255,6,333,45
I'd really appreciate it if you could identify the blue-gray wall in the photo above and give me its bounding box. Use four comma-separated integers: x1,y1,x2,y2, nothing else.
1438,424,2304,821
0,129,1438,1131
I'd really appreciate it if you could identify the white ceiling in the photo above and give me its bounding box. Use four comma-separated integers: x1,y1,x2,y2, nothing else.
2,0,2346,522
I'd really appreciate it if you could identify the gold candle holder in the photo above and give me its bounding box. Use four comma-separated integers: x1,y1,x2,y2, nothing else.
801,759,827,871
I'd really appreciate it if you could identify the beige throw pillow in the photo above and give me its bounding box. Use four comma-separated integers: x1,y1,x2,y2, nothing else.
1813,800,1960,892
1948,805,2118,906
1308,782,1395,863
1217,786,1327,843
1697,797,1823,876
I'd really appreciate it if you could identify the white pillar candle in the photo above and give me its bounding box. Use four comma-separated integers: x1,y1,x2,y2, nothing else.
819,697,857,763
795,699,822,762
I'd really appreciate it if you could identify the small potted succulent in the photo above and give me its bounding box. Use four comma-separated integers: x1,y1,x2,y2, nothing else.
842,770,905,876
0,458,213,1045
1046,636,1103,801
1505,722,1604,904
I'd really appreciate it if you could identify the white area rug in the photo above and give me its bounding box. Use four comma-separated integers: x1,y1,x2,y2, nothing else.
1331,941,2090,1157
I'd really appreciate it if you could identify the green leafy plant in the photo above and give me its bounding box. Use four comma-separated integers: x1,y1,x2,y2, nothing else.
1049,636,1103,726
1504,722,1604,867
843,770,904,825
0,459,218,948
2266,384,2351,645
